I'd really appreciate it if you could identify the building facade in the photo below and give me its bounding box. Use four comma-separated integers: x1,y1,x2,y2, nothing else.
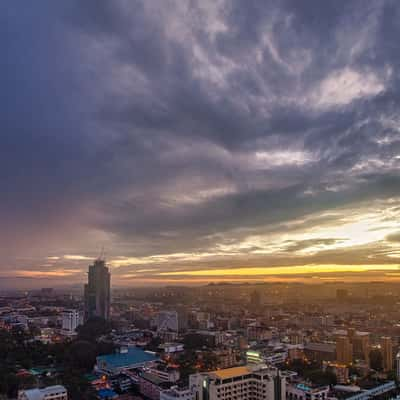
161,387,195,400
62,309,82,333
189,365,286,400
84,258,111,321
18,385,68,400
336,336,353,365
380,337,393,371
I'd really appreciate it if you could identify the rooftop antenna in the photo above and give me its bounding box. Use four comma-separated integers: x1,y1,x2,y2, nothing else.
98,246,105,261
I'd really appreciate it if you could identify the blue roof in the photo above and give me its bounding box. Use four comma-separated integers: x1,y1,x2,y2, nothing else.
97,388,117,399
97,347,158,368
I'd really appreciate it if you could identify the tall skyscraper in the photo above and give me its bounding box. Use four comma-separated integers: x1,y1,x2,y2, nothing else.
84,258,111,321
336,336,353,365
381,336,393,371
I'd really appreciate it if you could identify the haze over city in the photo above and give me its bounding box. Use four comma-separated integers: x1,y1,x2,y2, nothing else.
2,0,400,288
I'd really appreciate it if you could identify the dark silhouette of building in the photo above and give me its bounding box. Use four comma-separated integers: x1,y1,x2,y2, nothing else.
84,258,111,321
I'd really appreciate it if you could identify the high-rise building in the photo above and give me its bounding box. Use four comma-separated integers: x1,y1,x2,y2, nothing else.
189,365,286,400
336,336,353,365
62,309,82,333
396,351,400,380
351,332,370,365
380,337,393,371
84,258,111,321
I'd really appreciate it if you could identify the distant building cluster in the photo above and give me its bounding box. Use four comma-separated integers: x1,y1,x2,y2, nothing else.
2,274,400,400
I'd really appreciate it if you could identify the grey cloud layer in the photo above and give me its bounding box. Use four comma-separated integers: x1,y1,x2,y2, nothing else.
1,0,400,282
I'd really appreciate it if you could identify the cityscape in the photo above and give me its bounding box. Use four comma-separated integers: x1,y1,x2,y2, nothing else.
2,1,400,400
2,262,400,400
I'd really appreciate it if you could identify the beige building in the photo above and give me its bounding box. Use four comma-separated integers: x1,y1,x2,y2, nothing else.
351,332,370,365
189,365,286,400
380,337,393,371
336,336,353,365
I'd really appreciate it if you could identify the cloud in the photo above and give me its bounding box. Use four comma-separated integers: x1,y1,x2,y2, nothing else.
386,232,400,242
311,68,385,109
1,0,400,286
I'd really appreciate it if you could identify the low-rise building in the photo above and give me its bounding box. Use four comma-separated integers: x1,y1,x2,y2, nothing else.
160,386,194,400
139,372,172,400
18,385,68,400
95,347,158,375
286,382,329,400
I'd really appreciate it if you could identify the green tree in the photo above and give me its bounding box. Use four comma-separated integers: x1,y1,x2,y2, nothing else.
67,341,97,371
76,317,113,341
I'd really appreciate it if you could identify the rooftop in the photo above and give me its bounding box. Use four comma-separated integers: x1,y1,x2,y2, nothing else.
97,388,118,399
21,385,67,400
97,347,158,369
211,366,251,379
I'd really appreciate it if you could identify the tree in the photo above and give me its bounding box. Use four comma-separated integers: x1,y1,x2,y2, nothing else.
305,369,337,386
67,341,97,371
76,317,113,341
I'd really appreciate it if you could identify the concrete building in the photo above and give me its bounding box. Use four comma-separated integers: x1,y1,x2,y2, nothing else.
189,364,286,400
84,258,111,321
380,336,393,371
160,386,195,400
304,343,335,364
18,385,68,400
336,336,353,365
351,332,370,364
159,342,184,355
139,372,171,400
286,383,329,400
149,364,180,383
62,309,82,333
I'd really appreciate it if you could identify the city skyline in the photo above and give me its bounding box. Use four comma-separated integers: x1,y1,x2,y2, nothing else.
2,1,400,288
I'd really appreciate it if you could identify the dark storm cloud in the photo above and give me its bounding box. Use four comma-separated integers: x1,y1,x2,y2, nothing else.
1,0,400,284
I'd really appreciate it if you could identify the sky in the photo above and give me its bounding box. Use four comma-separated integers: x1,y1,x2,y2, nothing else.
1,0,400,288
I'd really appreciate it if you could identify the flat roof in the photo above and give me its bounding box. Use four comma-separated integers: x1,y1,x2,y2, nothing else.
97,347,158,368
211,366,251,379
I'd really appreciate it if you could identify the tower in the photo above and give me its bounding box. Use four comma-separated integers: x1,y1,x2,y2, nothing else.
336,336,353,365
396,351,400,380
84,258,111,321
381,337,393,371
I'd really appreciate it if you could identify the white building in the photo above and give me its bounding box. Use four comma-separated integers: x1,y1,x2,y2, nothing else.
149,366,180,383
189,364,286,400
160,386,194,400
62,309,82,333
246,349,288,366
18,385,68,400
159,342,184,354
